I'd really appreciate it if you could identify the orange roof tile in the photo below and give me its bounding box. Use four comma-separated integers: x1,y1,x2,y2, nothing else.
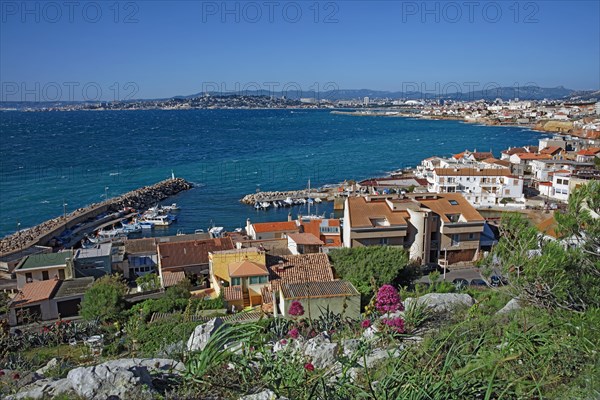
576,147,600,156
266,253,334,291
158,238,234,269
252,221,299,234
513,153,552,160
417,193,484,223
228,260,268,277
288,233,324,246
280,280,359,299
346,197,409,228
162,271,186,287
11,279,60,307
536,216,560,239
540,146,562,155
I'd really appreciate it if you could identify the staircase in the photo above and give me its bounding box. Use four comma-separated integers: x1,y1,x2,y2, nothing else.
242,291,251,308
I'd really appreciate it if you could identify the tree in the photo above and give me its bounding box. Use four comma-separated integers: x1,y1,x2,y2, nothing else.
482,182,600,311
136,273,161,292
80,275,128,322
329,246,416,301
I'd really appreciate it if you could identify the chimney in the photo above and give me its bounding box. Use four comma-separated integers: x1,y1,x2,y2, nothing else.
288,212,292,222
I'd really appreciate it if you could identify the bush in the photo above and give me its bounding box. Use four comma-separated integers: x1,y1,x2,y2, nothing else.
80,275,128,322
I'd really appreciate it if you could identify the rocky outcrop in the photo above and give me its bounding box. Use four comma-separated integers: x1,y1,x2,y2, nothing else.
8,358,183,400
404,293,474,314
0,178,192,255
497,298,522,315
303,332,339,369
187,317,224,352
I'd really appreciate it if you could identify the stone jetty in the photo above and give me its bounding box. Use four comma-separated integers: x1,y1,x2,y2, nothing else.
240,189,331,205
0,178,192,256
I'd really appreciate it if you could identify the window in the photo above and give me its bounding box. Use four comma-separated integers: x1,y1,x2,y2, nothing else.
468,233,475,240
448,200,459,206
451,234,460,246
231,277,241,286
58,269,65,280
326,238,335,244
249,275,268,285
42,271,49,281
380,238,389,245
25,272,32,283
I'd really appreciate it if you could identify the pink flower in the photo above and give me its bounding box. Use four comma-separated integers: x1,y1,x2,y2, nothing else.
382,317,405,333
361,319,371,329
288,301,305,317
376,285,404,314
12,373,20,380
304,363,315,372
0,370,5,376
280,339,288,345
288,328,299,339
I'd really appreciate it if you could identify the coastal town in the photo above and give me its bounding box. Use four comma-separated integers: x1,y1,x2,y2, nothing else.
1,106,599,326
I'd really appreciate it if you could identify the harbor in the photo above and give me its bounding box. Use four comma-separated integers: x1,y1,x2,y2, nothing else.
0,178,192,258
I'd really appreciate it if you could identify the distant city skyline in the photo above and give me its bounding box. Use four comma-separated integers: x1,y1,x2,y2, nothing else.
1,1,598,101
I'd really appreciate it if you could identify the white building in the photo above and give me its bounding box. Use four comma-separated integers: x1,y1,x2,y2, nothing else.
550,171,571,202
429,168,524,207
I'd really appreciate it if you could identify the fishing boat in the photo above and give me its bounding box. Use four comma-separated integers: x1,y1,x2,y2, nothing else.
142,214,172,226
209,226,225,238
284,197,294,206
140,221,154,230
314,197,322,203
261,201,271,209
254,202,262,210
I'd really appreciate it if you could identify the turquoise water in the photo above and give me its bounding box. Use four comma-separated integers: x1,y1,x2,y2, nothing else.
0,110,543,237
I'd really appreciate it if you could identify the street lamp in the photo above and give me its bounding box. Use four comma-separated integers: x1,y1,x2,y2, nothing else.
104,186,109,201
63,200,68,219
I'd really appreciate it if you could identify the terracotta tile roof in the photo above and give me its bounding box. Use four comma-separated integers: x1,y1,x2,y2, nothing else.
417,193,485,223
434,168,511,177
576,147,600,156
158,237,234,269
540,146,562,155
11,279,60,307
162,270,186,287
228,260,268,277
502,147,527,155
481,158,511,167
252,221,299,234
471,152,495,161
513,153,552,161
346,197,409,228
266,253,334,291
280,280,359,299
288,233,324,246
539,181,553,186
125,238,157,255
224,285,243,301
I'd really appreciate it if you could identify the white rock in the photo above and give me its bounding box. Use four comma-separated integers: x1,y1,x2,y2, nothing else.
186,317,224,352
34,357,60,377
239,389,279,400
303,333,339,369
497,298,521,315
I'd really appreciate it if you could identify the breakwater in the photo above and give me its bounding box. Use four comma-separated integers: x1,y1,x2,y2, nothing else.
0,178,192,257
240,189,332,205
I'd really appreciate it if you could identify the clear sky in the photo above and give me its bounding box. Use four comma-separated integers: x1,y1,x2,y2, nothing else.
1,0,598,101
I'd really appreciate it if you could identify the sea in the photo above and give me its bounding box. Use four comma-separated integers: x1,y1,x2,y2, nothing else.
0,110,545,238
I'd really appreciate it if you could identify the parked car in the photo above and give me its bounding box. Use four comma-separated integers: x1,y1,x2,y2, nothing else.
452,278,469,290
490,275,508,287
470,278,488,287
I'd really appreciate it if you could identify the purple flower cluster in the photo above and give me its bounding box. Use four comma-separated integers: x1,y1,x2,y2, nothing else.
375,284,404,314
382,317,405,333
288,301,305,317
288,327,300,339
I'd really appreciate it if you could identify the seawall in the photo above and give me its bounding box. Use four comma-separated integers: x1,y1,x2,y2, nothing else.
0,178,192,257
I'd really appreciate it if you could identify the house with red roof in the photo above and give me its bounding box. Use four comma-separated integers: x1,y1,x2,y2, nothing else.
576,147,600,163
245,219,300,240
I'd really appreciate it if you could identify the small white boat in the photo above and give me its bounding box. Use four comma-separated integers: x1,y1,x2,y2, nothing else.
284,197,294,206
142,215,172,226
261,202,271,209
209,226,224,238
314,197,322,203
162,203,180,212
307,198,314,205
254,202,262,210
273,201,279,208
299,198,307,204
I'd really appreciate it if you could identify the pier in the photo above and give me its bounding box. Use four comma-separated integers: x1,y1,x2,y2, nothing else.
240,189,333,205
0,178,192,257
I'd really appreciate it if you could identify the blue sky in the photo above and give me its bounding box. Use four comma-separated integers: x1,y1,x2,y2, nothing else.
1,0,598,100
